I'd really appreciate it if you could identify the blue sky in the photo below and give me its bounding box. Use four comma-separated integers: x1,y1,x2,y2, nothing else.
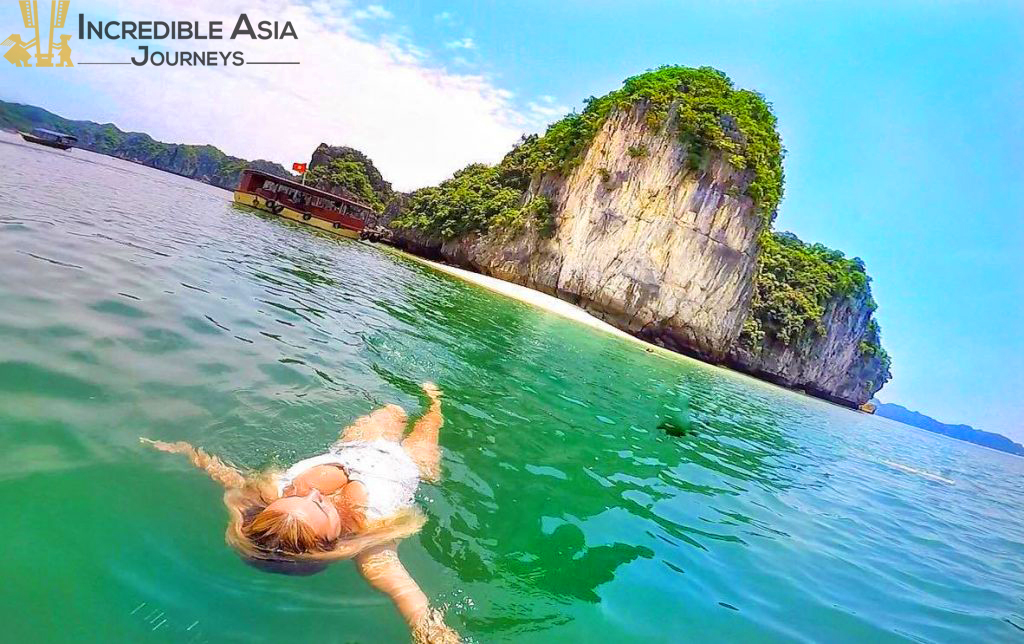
3,1,1022,438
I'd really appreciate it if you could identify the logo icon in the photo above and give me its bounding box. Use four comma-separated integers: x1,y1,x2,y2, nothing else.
3,0,72,67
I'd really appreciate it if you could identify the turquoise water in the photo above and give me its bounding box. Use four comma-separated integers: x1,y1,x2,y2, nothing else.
1,133,1022,642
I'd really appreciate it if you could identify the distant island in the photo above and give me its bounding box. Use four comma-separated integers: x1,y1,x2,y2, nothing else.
0,100,290,190
872,401,1024,457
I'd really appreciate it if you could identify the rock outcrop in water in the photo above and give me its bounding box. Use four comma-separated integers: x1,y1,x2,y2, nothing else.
730,287,890,405
428,103,763,359
305,143,394,215
0,100,290,190
386,66,891,407
726,231,891,406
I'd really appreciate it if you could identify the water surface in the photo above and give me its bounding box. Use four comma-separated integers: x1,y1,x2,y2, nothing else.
1,134,1022,642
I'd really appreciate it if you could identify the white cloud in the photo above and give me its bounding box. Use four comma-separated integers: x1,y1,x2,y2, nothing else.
3,0,528,190
527,100,570,120
379,33,429,63
444,37,475,50
354,4,393,20
434,11,454,24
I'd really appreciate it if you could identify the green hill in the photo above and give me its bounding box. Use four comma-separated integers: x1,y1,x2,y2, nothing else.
0,100,290,190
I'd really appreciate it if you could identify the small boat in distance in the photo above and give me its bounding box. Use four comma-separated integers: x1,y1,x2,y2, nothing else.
233,169,379,240
21,128,78,150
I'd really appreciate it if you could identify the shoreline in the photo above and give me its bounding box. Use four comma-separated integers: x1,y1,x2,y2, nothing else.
383,245,839,405
401,251,638,341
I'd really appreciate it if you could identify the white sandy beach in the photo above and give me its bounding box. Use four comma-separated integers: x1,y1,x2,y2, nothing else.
399,251,637,341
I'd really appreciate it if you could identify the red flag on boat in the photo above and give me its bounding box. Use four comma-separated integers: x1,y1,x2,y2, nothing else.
293,162,307,174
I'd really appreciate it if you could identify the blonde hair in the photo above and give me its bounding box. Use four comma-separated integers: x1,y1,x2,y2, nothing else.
242,508,332,555
222,470,425,562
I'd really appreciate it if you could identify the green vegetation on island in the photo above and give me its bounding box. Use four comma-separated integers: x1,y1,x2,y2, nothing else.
306,144,395,212
394,65,785,239
507,65,785,218
740,231,890,370
306,159,387,212
393,163,553,239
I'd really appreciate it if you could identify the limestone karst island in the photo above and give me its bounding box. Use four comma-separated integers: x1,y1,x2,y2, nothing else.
2,66,890,409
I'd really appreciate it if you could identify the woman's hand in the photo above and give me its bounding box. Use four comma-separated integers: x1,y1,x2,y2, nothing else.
411,609,461,644
140,438,246,489
140,438,193,454
421,382,442,404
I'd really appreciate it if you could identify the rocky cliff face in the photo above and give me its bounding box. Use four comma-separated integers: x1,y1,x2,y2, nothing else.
728,291,890,405
387,99,890,405
404,104,766,359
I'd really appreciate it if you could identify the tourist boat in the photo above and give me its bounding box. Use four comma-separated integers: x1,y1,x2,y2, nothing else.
21,128,78,150
233,169,379,239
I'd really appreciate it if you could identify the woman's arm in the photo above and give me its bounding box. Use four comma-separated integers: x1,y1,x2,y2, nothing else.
355,544,460,643
140,438,246,489
401,383,444,483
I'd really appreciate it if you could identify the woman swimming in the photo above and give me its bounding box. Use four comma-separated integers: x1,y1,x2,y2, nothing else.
141,383,459,643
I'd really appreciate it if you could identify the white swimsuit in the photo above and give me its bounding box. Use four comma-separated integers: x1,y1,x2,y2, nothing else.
277,439,420,520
